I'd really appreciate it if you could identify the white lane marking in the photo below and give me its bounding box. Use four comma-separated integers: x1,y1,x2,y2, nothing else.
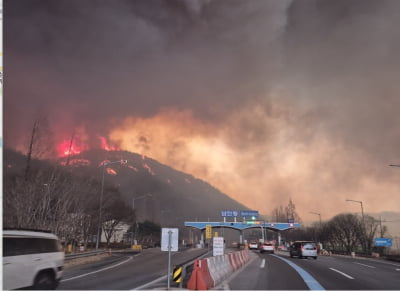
62,256,133,282
330,268,354,279
396,268,400,271
260,258,266,268
354,262,375,268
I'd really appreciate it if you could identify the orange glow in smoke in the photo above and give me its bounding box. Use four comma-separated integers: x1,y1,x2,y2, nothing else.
98,135,120,151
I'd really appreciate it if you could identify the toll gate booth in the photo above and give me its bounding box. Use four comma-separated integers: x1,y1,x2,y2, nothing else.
184,221,300,246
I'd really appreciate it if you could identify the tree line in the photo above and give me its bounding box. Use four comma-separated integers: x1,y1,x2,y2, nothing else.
272,202,387,255
4,149,136,249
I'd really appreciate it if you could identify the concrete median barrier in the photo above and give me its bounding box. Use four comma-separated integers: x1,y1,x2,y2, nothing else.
186,250,250,290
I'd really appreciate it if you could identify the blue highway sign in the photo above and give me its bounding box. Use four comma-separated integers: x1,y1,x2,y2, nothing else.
374,238,392,247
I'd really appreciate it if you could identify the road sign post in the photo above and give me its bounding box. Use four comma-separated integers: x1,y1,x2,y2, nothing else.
161,228,179,290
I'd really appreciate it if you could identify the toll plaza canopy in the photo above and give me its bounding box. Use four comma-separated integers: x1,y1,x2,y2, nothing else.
184,221,300,231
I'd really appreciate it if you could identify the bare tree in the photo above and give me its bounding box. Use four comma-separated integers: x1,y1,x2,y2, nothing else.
285,198,301,223
271,198,302,223
326,213,362,254
363,215,383,254
24,117,55,180
272,205,286,222
101,189,135,247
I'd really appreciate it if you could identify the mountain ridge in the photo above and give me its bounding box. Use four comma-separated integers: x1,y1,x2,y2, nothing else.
4,148,254,228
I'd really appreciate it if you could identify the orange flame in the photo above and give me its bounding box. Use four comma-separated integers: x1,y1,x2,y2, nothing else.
106,168,117,175
98,135,120,151
128,165,139,172
56,134,121,158
57,139,87,157
143,163,155,175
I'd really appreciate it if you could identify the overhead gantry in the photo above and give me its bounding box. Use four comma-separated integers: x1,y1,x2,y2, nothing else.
184,221,300,245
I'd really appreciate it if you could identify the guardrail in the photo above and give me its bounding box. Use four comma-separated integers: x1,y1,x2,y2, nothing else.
65,250,107,260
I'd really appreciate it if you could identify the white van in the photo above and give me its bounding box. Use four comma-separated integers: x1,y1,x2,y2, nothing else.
3,229,65,290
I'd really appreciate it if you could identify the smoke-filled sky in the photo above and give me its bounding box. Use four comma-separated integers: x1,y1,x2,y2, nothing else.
5,0,400,223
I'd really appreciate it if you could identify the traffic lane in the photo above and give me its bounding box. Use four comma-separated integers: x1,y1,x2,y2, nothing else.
60,250,166,290
225,252,309,290
323,254,400,273
279,252,400,290
319,255,400,290
60,248,207,290
62,253,134,280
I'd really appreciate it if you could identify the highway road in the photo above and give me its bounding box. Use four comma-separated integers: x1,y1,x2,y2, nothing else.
226,250,400,290
58,248,400,290
59,247,207,290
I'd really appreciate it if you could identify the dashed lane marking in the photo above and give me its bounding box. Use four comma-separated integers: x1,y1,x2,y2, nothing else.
330,268,354,279
354,262,375,268
260,259,266,268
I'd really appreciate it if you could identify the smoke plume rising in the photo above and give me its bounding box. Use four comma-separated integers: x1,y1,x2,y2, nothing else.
5,0,400,222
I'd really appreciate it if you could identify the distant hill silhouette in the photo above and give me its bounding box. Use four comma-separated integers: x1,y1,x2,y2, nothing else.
4,148,252,228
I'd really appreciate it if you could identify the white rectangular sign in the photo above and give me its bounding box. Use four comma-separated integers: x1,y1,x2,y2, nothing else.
161,228,179,252
213,237,224,256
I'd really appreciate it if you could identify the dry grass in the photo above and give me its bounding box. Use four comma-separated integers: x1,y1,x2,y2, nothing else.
64,253,111,268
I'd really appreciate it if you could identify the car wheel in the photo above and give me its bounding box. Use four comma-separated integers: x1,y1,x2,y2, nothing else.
313,256,317,260
290,253,293,258
34,272,56,290
299,255,303,259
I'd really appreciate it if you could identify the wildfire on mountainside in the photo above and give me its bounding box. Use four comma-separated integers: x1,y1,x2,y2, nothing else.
106,168,117,175
143,163,156,175
57,139,87,157
60,159,91,167
57,135,119,158
128,165,139,172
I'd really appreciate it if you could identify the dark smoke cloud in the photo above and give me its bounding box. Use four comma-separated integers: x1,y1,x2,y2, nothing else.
5,0,288,138
4,0,400,221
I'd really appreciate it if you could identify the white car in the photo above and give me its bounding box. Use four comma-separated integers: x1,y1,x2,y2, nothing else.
260,243,275,254
3,229,65,290
248,241,259,250
289,241,318,259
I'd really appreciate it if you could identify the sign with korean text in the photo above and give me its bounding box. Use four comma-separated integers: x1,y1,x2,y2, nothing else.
374,238,392,247
240,210,259,218
213,237,224,256
221,210,239,217
205,224,212,239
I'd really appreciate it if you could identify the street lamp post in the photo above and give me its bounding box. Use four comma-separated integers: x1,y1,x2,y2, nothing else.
131,193,152,245
346,199,365,223
96,159,127,251
310,212,322,228
260,220,265,243
346,199,366,252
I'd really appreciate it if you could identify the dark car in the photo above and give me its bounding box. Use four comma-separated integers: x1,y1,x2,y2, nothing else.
289,241,317,259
